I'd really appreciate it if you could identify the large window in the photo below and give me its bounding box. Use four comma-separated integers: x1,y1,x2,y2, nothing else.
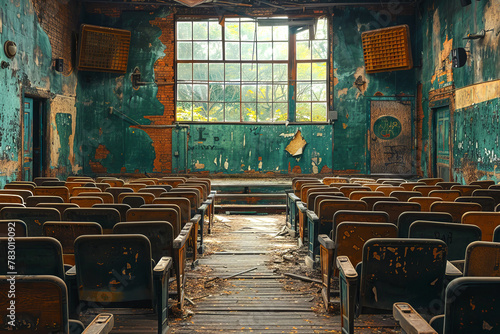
176,17,328,123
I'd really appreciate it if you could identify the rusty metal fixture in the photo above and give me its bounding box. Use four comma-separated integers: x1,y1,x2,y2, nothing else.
4,41,17,58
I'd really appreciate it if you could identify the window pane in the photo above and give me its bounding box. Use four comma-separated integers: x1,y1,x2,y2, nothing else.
273,84,288,102
297,63,311,80
296,83,311,101
257,25,272,41
257,103,272,122
258,85,272,102
209,21,222,40
209,41,222,60
209,103,224,122
209,63,224,81
241,42,256,61
243,103,257,122
312,102,327,122
225,42,240,60
258,64,272,82
225,85,240,102
296,103,311,121
242,63,257,81
316,19,328,39
312,40,328,59
193,22,208,40
296,29,309,41
225,103,240,121
241,22,256,41
273,26,288,41
177,42,192,60
193,42,208,60
273,64,287,82
257,42,272,60
193,63,208,81
312,62,327,80
312,83,327,101
176,103,192,121
177,84,192,101
225,21,239,41
193,84,208,101
225,63,240,81
209,84,224,102
193,102,208,121
177,63,192,81
273,103,288,121
242,84,256,101
273,42,288,60
296,41,311,60
177,22,192,40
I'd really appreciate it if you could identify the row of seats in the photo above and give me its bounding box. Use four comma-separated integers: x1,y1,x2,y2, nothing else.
286,176,500,334
0,175,216,333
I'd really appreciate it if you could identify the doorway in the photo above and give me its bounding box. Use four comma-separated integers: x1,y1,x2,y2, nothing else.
23,96,46,181
433,106,451,182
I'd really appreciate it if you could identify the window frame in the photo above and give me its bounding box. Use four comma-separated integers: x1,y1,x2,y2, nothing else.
174,15,331,124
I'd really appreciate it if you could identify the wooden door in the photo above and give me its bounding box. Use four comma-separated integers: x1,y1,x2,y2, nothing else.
370,100,412,175
434,106,451,181
23,97,34,181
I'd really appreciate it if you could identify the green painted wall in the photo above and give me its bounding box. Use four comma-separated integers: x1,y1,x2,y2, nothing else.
332,7,417,174
417,0,500,182
0,0,79,187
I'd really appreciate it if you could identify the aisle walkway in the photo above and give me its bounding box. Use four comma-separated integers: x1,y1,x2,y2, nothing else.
171,214,400,333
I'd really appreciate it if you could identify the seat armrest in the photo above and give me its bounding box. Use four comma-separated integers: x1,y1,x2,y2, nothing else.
306,210,319,221
174,223,193,249
203,199,213,205
288,193,300,202
190,213,201,224
336,256,358,279
82,313,114,334
393,303,437,334
318,234,335,249
445,261,462,277
66,265,76,277
198,203,209,212
296,201,308,213
153,256,173,278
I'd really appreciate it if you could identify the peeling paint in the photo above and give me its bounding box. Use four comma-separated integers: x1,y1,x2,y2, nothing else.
337,88,349,97
285,130,307,157
194,160,205,169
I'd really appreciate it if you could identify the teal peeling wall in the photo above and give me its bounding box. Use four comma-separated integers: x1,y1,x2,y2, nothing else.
0,0,79,186
332,7,417,174
417,0,500,182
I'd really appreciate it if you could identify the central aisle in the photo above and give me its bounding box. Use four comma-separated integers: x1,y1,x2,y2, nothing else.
171,214,399,333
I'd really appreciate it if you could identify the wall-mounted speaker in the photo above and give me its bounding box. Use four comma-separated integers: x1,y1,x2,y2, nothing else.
461,0,471,7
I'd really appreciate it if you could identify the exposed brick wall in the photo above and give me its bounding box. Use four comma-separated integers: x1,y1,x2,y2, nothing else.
32,0,79,76
129,14,176,173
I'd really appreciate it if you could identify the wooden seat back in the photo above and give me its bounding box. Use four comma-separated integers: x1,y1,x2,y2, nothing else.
4,183,35,192
102,179,125,187
106,187,134,203
470,180,495,189
428,189,462,202
33,176,60,186
78,192,114,204
397,211,453,238
375,186,405,196
413,185,443,196
126,208,181,236
340,185,371,197
0,189,33,201
451,184,481,196
0,236,65,279
63,208,120,233
408,196,442,211
152,197,191,224
0,194,24,204
36,203,79,215
462,212,500,241
138,187,168,198
124,183,148,192
400,181,425,191
372,201,421,224
349,191,384,201
418,178,444,185
360,196,398,210
71,187,101,197
455,196,496,211
409,221,481,261
92,203,131,221
472,189,500,206
0,219,27,237
33,186,70,202
118,192,155,204
332,210,389,239
435,181,460,190
43,221,102,265
0,207,61,236
389,191,422,202
464,242,500,277
322,177,350,185
122,195,146,208
69,196,104,208
26,195,64,207
430,201,482,223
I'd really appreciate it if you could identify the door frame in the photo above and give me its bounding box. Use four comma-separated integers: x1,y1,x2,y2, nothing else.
428,86,455,181
367,96,416,176
22,87,50,179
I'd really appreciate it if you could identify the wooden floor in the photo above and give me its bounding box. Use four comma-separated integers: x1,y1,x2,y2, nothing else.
170,214,401,334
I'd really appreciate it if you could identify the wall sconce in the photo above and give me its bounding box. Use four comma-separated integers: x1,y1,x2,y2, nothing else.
4,41,17,59
54,58,64,72
131,67,155,89
451,48,467,68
